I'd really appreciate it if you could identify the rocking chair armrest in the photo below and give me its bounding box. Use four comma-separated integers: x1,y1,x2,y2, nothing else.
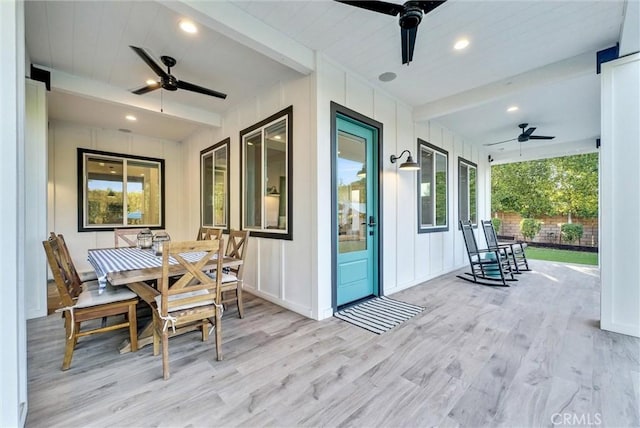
475,248,499,255
474,248,504,261
503,242,526,254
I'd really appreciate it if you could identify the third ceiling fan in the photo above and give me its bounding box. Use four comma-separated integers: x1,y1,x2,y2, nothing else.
485,123,555,147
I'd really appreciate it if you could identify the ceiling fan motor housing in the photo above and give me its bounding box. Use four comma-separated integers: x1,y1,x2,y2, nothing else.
162,74,178,91
399,6,423,29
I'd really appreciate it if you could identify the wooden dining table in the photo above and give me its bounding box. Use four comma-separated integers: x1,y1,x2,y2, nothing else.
87,246,243,353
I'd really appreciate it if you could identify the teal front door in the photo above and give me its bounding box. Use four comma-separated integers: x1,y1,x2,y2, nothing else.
335,114,379,307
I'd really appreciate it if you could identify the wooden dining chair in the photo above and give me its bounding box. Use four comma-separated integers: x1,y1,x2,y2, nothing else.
43,234,139,370
196,227,223,241
152,239,224,380
114,228,147,248
53,232,98,283
219,229,250,318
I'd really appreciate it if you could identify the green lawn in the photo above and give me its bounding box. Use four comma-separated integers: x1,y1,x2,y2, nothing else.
525,246,598,265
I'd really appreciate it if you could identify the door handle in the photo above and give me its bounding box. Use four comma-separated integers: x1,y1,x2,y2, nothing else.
368,216,377,227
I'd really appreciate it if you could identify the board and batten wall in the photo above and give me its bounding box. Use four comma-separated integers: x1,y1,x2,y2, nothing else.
48,66,490,323
181,75,316,318
47,120,189,274
315,55,490,319
182,57,489,321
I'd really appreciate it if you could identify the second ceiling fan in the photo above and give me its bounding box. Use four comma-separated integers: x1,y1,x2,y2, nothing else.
129,45,227,99
336,1,447,65
485,123,555,147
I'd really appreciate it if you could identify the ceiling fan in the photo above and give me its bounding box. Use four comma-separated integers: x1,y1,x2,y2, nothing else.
485,123,555,147
129,46,227,99
335,1,446,65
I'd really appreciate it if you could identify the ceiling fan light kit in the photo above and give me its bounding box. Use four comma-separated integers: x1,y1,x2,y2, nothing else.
336,0,447,65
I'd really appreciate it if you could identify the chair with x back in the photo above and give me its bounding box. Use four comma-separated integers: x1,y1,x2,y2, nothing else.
43,234,138,370
114,228,148,248
457,221,516,287
196,227,223,241
219,229,250,318
151,239,224,380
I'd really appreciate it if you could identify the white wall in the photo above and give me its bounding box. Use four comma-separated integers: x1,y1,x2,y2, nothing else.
49,59,491,325
24,79,48,319
600,53,640,338
315,55,490,319
182,75,316,318
182,54,491,321
1,0,28,425
48,121,186,274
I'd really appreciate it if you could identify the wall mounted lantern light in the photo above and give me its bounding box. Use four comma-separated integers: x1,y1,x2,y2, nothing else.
390,150,420,170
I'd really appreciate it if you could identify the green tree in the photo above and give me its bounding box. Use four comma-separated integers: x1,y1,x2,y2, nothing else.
491,160,554,217
491,153,598,220
549,153,598,221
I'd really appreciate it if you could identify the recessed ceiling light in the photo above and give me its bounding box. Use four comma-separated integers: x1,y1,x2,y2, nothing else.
454,39,470,50
507,106,519,112
110,170,116,174
274,135,281,140
146,79,156,86
378,72,397,82
179,19,197,34
125,115,137,122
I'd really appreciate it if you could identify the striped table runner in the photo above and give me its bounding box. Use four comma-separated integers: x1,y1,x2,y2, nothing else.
88,247,210,279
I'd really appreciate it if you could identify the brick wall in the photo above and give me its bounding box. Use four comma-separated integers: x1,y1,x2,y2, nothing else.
492,212,598,247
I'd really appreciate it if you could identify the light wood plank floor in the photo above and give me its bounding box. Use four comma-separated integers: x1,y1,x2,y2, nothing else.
26,261,639,427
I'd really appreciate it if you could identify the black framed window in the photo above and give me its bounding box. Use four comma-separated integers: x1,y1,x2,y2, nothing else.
458,157,477,227
417,139,448,233
201,138,230,232
78,148,164,232
240,106,293,240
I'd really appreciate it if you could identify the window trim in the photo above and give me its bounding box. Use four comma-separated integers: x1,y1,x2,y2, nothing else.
417,138,449,234
200,138,230,234
239,105,293,240
77,148,165,232
458,157,478,229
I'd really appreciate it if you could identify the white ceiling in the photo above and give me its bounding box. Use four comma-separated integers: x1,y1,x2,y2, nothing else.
25,0,634,159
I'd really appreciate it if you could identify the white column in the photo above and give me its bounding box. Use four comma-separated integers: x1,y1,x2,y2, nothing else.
0,0,28,426
600,53,640,338
25,79,48,319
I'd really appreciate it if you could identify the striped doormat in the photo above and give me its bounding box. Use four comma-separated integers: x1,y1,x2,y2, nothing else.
334,296,424,334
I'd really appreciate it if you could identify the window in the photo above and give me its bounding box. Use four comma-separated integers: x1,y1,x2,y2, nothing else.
417,139,448,233
240,106,293,240
78,148,164,231
458,158,477,227
201,139,229,231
